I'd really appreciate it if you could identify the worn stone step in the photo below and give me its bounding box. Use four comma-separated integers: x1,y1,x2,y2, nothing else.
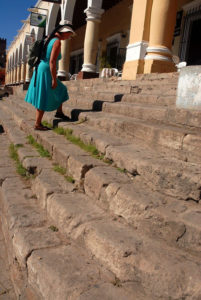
102,101,201,129
83,218,201,299
78,111,201,154
68,90,127,102
57,120,201,200
44,192,201,299
11,139,201,300
2,95,201,299
28,245,140,300
121,93,176,106
103,101,170,123
67,83,132,94
2,98,201,203
0,104,105,184
0,178,128,300
3,95,201,253
137,71,179,81
13,115,201,254
129,83,177,96
0,219,16,300
0,130,146,300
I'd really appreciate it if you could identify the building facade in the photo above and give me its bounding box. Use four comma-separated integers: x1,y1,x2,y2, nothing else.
0,38,6,84
5,0,201,85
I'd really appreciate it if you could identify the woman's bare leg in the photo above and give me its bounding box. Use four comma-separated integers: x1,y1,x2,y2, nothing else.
57,104,63,113
35,109,44,127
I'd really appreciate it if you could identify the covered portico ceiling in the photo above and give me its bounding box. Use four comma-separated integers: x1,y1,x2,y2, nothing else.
73,0,123,30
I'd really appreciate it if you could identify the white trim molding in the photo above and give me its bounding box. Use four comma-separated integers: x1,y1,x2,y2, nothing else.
81,63,97,72
146,46,172,56
145,55,172,62
145,46,172,62
84,7,104,22
57,70,66,77
125,41,148,62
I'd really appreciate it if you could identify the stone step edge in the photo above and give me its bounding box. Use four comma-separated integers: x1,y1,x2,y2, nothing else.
0,172,132,300
7,95,201,137
3,98,201,205
0,104,182,298
1,95,201,300
3,97,201,203
2,98,201,255
76,111,201,157
1,130,201,300
59,117,201,196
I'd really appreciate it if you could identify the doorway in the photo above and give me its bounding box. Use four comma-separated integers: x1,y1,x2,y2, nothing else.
186,18,201,65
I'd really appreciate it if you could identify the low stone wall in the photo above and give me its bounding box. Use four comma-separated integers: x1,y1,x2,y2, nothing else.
176,66,201,110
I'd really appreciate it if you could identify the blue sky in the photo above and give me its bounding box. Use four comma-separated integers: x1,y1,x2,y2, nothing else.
0,0,37,48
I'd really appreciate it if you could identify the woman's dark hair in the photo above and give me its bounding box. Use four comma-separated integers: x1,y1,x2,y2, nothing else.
43,23,74,53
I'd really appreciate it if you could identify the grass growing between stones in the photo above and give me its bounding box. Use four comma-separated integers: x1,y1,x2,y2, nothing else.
42,121,102,159
9,144,28,178
27,135,51,158
53,164,75,184
117,167,127,174
49,225,59,232
42,122,128,174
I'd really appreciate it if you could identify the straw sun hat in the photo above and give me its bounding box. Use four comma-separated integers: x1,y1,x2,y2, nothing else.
58,20,76,36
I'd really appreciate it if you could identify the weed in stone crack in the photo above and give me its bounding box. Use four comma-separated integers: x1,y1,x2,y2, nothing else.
44,121,106,162
53,163,75,183
15,144,24,148
9,144,28,178
27,135,51,158
49,225,59,232
103,158,113,165
53,164,66,175
65,175,75,184
53,125,101,158
0,290,7,295
42,121,52,129
117,167,127,174
74,118,86,125
54,126,68,136
112,276,122,287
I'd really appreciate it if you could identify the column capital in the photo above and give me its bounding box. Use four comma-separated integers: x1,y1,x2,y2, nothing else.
84,7,104,22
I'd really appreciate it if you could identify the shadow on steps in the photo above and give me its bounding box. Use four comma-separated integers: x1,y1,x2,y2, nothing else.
0,125,4,134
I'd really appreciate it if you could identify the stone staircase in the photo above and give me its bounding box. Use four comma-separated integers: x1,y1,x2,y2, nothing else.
1,73,201,299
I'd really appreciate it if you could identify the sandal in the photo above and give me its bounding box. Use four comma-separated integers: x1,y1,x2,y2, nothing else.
34,124,50,131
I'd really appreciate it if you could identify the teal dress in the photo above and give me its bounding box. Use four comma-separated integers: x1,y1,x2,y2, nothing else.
25,38,68,111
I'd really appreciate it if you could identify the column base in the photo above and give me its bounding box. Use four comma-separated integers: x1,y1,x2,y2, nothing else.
144,59,177,74
122,60,145,80
77,71,99,80
57,74,71,81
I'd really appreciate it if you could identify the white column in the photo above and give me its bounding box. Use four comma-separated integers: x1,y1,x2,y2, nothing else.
81,6,104,73
58,39,71,80
20,60,26,84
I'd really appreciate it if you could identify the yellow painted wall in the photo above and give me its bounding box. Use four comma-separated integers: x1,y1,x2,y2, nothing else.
100,0,132,52
71,26,86,52
71,0,132,53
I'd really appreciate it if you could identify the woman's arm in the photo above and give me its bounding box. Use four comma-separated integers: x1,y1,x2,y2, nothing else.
49,39,61,89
